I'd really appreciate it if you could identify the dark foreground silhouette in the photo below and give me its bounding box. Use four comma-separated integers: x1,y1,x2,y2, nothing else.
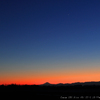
1,82,100,99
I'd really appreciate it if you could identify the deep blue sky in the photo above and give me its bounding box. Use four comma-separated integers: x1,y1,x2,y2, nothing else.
0,0,100,84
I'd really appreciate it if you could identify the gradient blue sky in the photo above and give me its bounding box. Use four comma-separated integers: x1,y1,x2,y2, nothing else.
0,0,100,84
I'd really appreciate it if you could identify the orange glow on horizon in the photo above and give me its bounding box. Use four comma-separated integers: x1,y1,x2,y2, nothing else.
1,72,100,85
1,67,100,85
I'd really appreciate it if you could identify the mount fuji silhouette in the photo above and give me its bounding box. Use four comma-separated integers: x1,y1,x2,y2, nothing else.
41,82,54,86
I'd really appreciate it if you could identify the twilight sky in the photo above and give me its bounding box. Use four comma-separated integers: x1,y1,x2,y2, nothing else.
0,0,100,85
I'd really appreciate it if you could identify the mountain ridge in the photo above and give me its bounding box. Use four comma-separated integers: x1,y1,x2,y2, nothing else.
40,81,100,86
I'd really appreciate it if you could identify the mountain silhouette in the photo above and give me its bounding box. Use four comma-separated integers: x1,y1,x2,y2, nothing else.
41,81,100,86
41,82,53,86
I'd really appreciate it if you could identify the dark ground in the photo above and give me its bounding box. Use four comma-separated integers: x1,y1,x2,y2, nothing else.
0,85,100,99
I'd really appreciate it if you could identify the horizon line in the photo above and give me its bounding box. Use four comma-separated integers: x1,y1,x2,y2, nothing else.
1,81,100,86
